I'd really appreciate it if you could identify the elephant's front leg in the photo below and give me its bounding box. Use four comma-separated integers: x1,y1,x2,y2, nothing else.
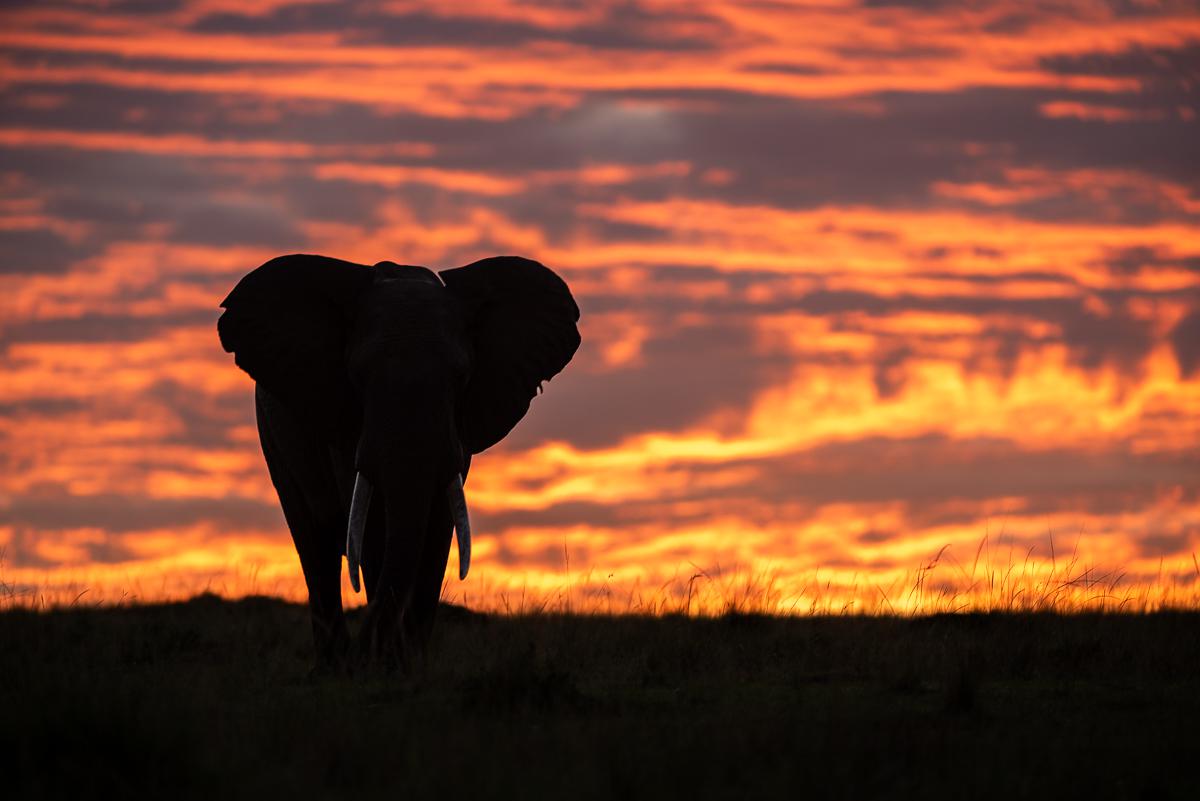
293,523,349,669
357,477,446,671
362,495,454,671
255,387,349,670
404,493,454,659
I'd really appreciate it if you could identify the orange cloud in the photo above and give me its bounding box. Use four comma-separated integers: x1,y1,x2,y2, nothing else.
1,0,1197,614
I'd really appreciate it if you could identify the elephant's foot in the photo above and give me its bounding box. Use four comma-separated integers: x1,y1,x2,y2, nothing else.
311,614,351,675
355,602,430,675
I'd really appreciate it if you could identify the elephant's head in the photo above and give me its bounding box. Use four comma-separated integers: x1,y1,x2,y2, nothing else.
216,254,580,608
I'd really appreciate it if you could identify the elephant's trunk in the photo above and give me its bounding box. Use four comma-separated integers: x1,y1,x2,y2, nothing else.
345,470,472,591
448,473,471,579
345,471,372,593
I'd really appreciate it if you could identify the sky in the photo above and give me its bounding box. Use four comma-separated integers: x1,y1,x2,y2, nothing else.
1,0,1198,612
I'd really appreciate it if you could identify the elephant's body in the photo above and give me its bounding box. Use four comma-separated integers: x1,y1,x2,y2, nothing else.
219,255,579,667
257,385,455,662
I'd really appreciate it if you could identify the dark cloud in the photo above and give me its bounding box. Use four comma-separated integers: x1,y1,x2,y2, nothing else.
273,175,390,225
578,273,1165,379
2,493,284,569
1136,531,1196,559
1040,44,1200,85
1,0,1196,590
171,200,302,248
0,83,341,139
8,75,1195,225
0,397,87,418
872,346,913,398
1095,246,1200,277
186,4,529,44
0,0,182,11
980,11,1039,34
739,437,1197,510
835,43,961,61
0,493,280,536
478,435,1199,536
558,263,1170,393
886,89,1197,190
536,87,1197,216
5,528,140,569
862,0,1197,17
1,145,311,258
1170,311,1200,378
1,310,218,346
856,529,894,544
741,62,825,76
956,181,1200,226
0,228,83,275
0,147,210,210
791,289,1158,371
4,47,264,75
190,2,729,51
505,318,791,450
142,379,256,447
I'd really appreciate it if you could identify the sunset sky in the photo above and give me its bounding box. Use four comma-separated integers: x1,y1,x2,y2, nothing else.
1,0,1198,611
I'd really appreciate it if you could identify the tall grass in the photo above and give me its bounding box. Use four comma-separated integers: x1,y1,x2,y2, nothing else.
6,535,1199,616
443,537,1200,617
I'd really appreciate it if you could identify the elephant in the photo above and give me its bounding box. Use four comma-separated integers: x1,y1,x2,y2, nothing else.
217,254,580,667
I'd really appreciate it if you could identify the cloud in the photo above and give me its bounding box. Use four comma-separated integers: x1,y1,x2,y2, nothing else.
0,228,83,275
1170,311,1200,378
2,310,218,346
0,0,1196,604
188,3,730,51
506,317,790,450
1,492,280,538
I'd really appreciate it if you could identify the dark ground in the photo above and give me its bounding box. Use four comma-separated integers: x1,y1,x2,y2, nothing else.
2,596,1197,800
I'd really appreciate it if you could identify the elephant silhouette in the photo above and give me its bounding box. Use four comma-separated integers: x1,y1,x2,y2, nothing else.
218,254,580,667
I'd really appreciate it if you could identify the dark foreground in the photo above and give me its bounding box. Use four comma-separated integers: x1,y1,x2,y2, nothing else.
3,597,1197,800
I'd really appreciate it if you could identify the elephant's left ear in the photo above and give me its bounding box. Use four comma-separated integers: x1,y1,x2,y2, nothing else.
440,256,580,454
218,254,375,436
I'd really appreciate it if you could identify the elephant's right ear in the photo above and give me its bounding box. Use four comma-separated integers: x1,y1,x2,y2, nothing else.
218,254,375,433
440,256,581,454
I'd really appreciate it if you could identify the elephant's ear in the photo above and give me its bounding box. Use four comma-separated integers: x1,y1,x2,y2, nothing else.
218,254,375,434
440,256,580,454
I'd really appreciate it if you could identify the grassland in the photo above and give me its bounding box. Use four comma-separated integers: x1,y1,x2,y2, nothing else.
3,596,1198,800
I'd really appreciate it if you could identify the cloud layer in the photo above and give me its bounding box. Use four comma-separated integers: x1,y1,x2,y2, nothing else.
1,0,1197,609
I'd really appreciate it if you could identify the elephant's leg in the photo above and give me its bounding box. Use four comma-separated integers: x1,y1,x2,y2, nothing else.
404,495,454,659
357,468,468,668
404,465,467,660
356,478,445,670
255,386,348,668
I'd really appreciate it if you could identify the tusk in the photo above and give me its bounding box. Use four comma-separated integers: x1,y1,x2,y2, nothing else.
447,473,471,580
345,472,372,593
